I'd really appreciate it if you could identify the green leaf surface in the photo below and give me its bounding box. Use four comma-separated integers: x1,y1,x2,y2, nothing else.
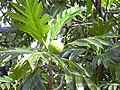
65,74,74,89
84,77,100,90
22,72,46,90
28,53,39,70
50,6,82,40
7,1,50,44
0,84,6,90
0,77,12,83
35,2,43,19
6,12,27,23
63,59,90,77
10,61,30,80
0,48,34,54
94,38,111,46
66,40,89,47
10,2,27,16
86,0,93,16
68,48,86,60
5,83,11,90
83,37,103,49
11,23,42,42
75,76,84,90
17,0,26,7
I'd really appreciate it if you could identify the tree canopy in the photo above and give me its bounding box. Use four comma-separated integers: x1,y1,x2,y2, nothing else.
0,0,120,90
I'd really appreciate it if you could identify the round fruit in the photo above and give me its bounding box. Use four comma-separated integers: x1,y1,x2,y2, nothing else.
48,40,64,54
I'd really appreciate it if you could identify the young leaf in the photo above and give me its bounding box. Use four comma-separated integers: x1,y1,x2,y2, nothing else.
7,1,50,45
6,12,27,23
17,0,26,8
50,6,82,40
26,0,34,12
10,2,27,16
35,2,43,19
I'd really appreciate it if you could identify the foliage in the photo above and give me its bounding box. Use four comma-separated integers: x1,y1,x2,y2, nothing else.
7,1,50,46
0,0,120,90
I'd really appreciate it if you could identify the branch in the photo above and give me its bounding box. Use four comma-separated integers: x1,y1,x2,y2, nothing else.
8,31,18,43
95,64,102,85
91,0,105,20
48,60,53,90
0,27,16,33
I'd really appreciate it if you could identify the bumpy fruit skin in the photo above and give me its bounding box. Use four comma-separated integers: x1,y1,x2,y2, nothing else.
48,40,64,54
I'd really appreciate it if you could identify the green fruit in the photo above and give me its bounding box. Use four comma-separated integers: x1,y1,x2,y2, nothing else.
48,40,64,54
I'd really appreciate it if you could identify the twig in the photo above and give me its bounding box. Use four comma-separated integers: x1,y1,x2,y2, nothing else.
9,31,18,43
0,27,16,33
63,23,92,28
54,74,64,90
106,11,120,14
91,0,104,20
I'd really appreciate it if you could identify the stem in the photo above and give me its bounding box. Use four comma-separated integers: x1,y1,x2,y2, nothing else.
91,0,105,20
48,59,53,90
95,64,102,85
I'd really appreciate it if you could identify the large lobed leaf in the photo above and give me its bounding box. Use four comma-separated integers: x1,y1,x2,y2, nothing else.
89,17,114,36
50,6,82,40
7,1,50,44
66,37,111,54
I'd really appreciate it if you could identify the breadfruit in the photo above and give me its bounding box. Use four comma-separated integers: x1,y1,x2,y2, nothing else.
48,40,64,54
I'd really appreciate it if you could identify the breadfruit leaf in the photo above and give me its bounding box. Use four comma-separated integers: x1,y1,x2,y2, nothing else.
50,6,82,40
7,1,50,44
